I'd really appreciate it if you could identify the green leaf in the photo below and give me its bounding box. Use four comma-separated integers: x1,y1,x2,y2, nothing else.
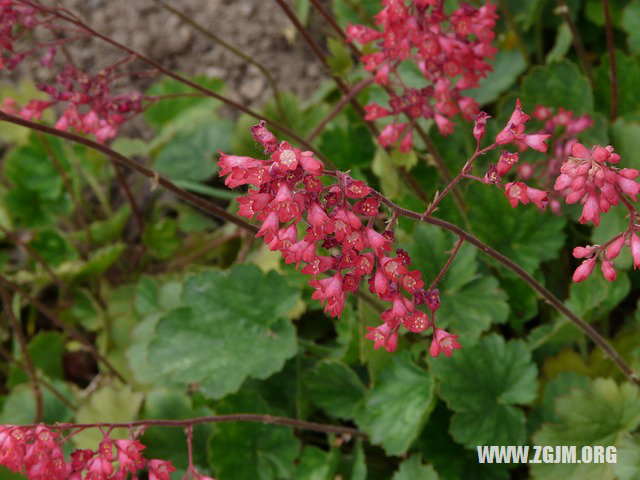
371,147,401,200
319,121,375,170
564,272,630,322
623,0,640,54
532,378,640,480
142,218,181,260
616,434,640,480
127,278,184,384
67,206,131,245
24,332,65,380
208,389,300,480
351,439,367,480
294,446,339,480
594,51,640,119
522,60,593,114
356,351,435,456
431,334,538,448
331,0,380,27
73,382,144,449
28,229,77,266
465,49,526,106
0,382,73,424
546,23,572,64
296,0,311,25
467,184,566,273
610,119,640,171
3,134,72,227
392,455,438,480
4,134,66,199
304,361,366,420
144,76,225,130
327,37,353,76
154,120,232,182
403,225,509,341
148,265,300,398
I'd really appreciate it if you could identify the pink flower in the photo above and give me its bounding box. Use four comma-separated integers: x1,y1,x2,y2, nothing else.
309,272,347,317
429,328,461,357
505,182,547,209
631,233,640,269
572,257,596,282
606,236,625,259
148,460,175,480
496,151,518,176
365,323,398,352
250,120,278,154
601,260,617,282
114,439,146,474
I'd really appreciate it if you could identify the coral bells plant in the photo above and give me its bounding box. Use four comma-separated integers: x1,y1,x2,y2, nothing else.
0,0,144,142
555,142,640,282
4,0,640,478
0,424,186,480
347,0,498,149
220,121,459,356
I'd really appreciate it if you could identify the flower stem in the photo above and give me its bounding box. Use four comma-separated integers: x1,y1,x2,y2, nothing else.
603,0,618,120
0,285,43,422
2,112,638,389
23,414,366,438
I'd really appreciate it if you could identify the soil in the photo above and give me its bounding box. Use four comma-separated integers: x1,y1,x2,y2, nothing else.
57,0,327,109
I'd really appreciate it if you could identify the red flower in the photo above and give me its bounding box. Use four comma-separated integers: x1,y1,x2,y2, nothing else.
429,328,461,358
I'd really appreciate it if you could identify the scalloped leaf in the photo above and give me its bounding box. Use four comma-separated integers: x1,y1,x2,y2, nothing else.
431,334,538,448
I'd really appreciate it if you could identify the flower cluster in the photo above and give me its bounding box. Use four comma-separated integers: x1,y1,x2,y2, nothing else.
1,63,144,143
478,100,550,210
347,0,498,150
0,1,143,142
554,143,639,226
0,424,200,480
553,142,640,282
219,121,461,357
0,0,37,70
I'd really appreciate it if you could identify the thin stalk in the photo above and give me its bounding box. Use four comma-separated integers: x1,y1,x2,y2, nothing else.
0,111,258,235
370,190,640,387
37,133,94,246
0,274,127,383
0,285,43,422
15,0,327,164
428,236,464,290
273,0,431,205
556,0,594,85
152,0,289,122
425,143,496,216
168,231,240,270
0,345,77,410
0,224,64,288
603,0,618,120
112,163,144,235
3,111,638,388
23,414,366,438
306,0,464,211
496,0,530,65
306,77,374,142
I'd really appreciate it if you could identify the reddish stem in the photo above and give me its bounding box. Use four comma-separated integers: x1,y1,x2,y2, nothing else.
1,112,638,388
22,414,366,438
0,286,43,422
428,237,464,290
603,0,618,120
